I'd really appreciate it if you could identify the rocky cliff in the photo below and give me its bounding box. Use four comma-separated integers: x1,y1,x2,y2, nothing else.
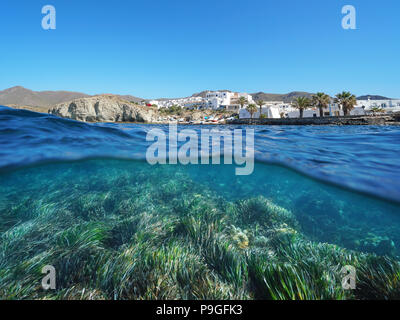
49,95,156,123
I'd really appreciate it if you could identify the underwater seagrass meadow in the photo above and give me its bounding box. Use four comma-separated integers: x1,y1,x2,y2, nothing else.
1,107,400,300
1,160,400,300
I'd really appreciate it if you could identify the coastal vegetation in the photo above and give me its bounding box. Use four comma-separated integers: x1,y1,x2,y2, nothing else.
246,104,258,119
370,106,385,114
292,97,312,118
312,92,331,117
4,86,396,124
0,160,399,300
238,96,247,109
335,91,357,116
159,105,183,115
7,87,390,124
256,100,264,117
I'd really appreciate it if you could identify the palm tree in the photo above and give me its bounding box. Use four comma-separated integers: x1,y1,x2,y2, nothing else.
312,92,331,117
334,91,357,116
246,104,258,119
256,100,264,118
370,106,385,114
238,96,247,109
292,97,311,118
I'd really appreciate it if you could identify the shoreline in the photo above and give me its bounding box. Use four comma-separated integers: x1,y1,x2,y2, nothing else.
88,114,400,126
226,114,400,126
4,104,400,126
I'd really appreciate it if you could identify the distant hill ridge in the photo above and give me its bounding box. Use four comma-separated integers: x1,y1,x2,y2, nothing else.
190,90,314,103
192,90,394,102
357,95,391,100
0,86,144,108
0,86,394,109
250,91,314,103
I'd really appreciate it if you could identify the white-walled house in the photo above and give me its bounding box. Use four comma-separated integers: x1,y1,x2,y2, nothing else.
287,104,366,118
150,94,400,116
239,100,368,119
239,101,289,119
239,106,281,119
149,97,203,109
356,98,400,113
150,91,255,111
204,91,255,110
285,98,400,118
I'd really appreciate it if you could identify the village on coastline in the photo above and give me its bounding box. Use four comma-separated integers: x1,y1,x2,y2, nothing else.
2,86,400,125
147,91,400,123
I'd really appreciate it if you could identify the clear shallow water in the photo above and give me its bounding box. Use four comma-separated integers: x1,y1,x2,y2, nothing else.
1,106,400,299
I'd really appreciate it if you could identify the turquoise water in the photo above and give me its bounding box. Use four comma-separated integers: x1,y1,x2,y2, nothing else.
1,106,400,299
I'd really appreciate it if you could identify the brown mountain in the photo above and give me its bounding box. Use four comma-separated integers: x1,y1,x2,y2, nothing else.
4,86,393,113
251,91,314,102
0,86,147,113
357,95,392,100
117,95,147,103
49,95,156,123
190,90,314,102
190,90,232,98
94,93,146,104
0,86,90,107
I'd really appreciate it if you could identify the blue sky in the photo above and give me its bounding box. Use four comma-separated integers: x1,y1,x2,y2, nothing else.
0,0,399,99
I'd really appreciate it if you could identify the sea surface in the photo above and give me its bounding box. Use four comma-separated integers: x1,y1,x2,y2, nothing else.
1,105,400,299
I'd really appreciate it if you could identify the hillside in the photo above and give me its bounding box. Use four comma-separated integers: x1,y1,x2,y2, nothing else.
48,95,156,123
95,93,146,104
357,95,392,100
2,86,396,114
251,91,314,102
0,86,148,111
191,90,232,98
0,86,89,107
48,95,236,124
190,91,396,102
190,90,314,102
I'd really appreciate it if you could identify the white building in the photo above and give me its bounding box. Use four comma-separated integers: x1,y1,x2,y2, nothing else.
202,91,255,110
286,103,367,118
239,101,291,119
151,93,400,117
356,98,400,113
149,97,203,109
285,97,400,118
150,91,254,110
239,99,370,119
306,98,400,117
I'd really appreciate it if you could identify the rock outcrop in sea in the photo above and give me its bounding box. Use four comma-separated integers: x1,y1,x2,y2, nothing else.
49,95,156,123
